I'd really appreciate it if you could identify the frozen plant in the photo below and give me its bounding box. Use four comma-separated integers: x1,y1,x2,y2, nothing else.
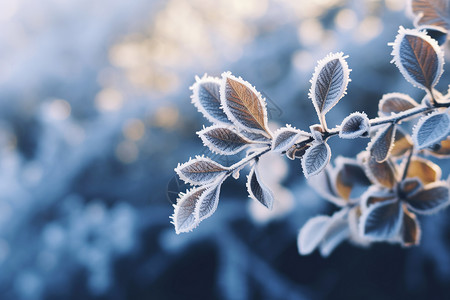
171,0,450,256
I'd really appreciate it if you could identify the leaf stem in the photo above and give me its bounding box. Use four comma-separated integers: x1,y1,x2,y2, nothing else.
227,146,271,175
401,147,414,181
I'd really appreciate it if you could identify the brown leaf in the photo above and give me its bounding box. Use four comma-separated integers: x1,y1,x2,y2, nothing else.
391,128,413,157
402,206,421,247
221,73,271,137
363,188,397,207
334,157,371,201
198,125,250,155
175,156,228,185
427,136,450,157
412,0,450,30
378,93,418,117
364,155,397,189
406,157,441,184
369,124,396,163
399,177,423,198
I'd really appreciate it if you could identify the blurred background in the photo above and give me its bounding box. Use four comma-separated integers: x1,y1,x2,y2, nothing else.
1,0,450,299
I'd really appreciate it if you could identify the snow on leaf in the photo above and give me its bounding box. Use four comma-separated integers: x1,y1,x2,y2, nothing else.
197,125,251,155
246,162,274,209
220,72,271,138
297,215,331,255
406,181,450,214
359,198,403,241
378,93,418,117
301,141,331,178
239,129,271,143
171,186,207,234
406,157,442,184
191,74,232,124
368,123,396,163
412,111,450,149
309,52,351,118
412,0,450,30
390,27,444,91
271,125,310,153
401,207,421,247
194,175,226,223
175,156,228,186
364,154,397,189
339,112,370,139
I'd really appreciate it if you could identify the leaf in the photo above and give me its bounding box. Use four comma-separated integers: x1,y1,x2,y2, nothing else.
391,128,413,157
271,125,310,153
246,162,274,209
361,186,397,208
406,157,442,184
412,0,450,30
239,129,271,143
339,112,370,139
198,125,250,155
220,72,271,137
390,27,444,91
378,93,418,117
194,176,225,223
285,144,310,160
406,181,450,214
297,216,331,255
307,165,347,207
368,123,396,163
418,25,448,46
363,154,397,189
175,156,228,185
301,141,332,178
319,219,349,257
401,207,421,247
359,198,403,240
412,111,450,149
190,75,232,124
427,136,450,157
309,52,351,118
171,186,207,234
399,177,423,198
334,157,371,201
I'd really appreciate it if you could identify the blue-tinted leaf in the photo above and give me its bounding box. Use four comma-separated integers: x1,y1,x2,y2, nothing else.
191,75,232,124
319,219,349,257
368,123,396,163
198,125,250,155
194,176,225,222
246,162,274,209
271,125,310,153
399,177,423,198
175,156,228,185
360,198,403,240
171,186,207,234
309,52,351,117
406,181,450,214
301,141,331,178
220,72,271,138
239,129,271,143
378,93,418,117
412,111,450,149
339,112,370,139
297,216,331,255
390,27,444,90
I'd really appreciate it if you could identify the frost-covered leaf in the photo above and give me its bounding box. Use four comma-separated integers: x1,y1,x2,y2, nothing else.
368,123,396,163
319,219,349,257
361,186,396,208
271,125,310,153
402,207,421,247
246,162,274,209
334,157,372,201
307,165,346,207
309,124,324,142
348,206,371,246
360,198,403,240
297,216,330,255
191,75,232,124
412,0,450,30
399,177,423,198
418,25,448,46
239,129,271,143
364,154,397,189
391,128,413,157
309,52,351,118
390,27,444,91
406,157,441,184
339,112,370,139
412,111,450,149
406,181,450,214
175,156,228,185
198,125,250,155
427,136,450,157
378,93,418,117
220,72,271,137
301,141,331,178
285,144,310,160
171,186,207,234
194,176,225,222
